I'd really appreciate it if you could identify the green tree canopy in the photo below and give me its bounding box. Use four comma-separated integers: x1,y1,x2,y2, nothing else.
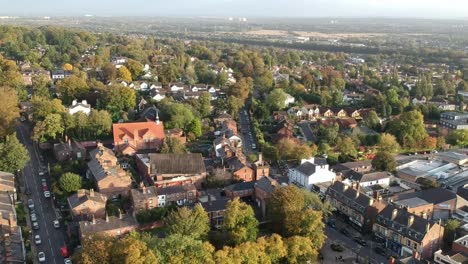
110,232,158,264
32,113,64,142
371,151,396,172
56,75,89,105
0,133,29,173
276,138,316,161
59,172,82,193
265,88,288,111
222,198,259,246
387,110,428,149
0,86,20,138
378,133,401,153
447,130,468,147
164,204,210,240
161,137,186,154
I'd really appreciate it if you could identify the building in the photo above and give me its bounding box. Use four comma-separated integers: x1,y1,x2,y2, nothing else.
130,183,158,214
373,205,444,260
68,189,107,220
332,160,373,179
68,100,91,115
440,112,468,130
224,181,255,199
288,157,336,190
51,70,72,80
156,183,196,207
346,171,392,188
434,250,468,264
0,171,16,199
53,140,86,162
436,151,468,166
253,153,270,181
254,176,279,218
87,143,132,198
225,157,254,182
79,212,138,240
453,234,468,255
326,181,386,232
199,189,229,229
136,153,207,188
113,119,165,156
396,159,455,182
391,188,457,220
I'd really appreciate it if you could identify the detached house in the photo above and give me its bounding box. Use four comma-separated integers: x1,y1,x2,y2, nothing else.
288,157,336,190
113,119,165,156
87,143,132,198
69,100,91,115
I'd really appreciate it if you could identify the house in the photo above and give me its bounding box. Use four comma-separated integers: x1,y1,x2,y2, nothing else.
271,119,294,142
156,183,196,207
79,212,138,240
390,188,457,220
113,119,165,156
138,105,160,122
214,131,242,151
440,112,468,130
0,172,16,198
253,153,270,181
436,151,468,166
434,250,468,264
136,153,207,188
284,93,295,106
220,119,238,135
69,100,91,116
225,157,254,182
0,192,25,263
168,82,186,92
22,71,32,86
214,113,234,126
373,205,444,260
149,89,166,102
199,189,229,229
452,234,468,255
150,82,163,90
68,189,107,220
288,157,336,190
111,56,128,65
254,176,279,218
130,183,158,214
336,118,358,130
320,107,335,118
87,143,133,199
332,160,373,176
326,181,386,232
345,171,392,188
224,181,255,199
51,70,72,80
53,140,86,162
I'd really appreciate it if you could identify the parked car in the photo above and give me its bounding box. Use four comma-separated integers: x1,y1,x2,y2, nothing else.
53,220,60,228
374,246,386,256
38,252,45,263
32,221,39,230
64,259,72,264
34,235,42,245
44,191,51,198
39,171,45,176
30,213,37,222
326,220,336,228
27,199,34,210
339,228,350,236
330,243,344,252
353,236,367,246
372,234,386,244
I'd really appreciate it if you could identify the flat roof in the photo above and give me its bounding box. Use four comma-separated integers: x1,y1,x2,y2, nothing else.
393,197,431,208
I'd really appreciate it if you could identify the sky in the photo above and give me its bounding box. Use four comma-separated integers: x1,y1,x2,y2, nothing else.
1,0,467,19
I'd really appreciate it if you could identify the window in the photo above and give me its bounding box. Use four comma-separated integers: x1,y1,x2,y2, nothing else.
407,240,410,247
123,139,129,144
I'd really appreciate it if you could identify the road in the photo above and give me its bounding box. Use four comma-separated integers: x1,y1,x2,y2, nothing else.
17,123,67,264
239,108,255,155
297,121,317,142
325,226,388,264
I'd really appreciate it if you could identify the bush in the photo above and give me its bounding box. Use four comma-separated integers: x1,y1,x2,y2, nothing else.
331,243,344,252
136,207,170,224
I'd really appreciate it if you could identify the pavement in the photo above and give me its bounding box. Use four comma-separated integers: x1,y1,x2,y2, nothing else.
298,121,317,142
17,123,68,264
238,107,256,155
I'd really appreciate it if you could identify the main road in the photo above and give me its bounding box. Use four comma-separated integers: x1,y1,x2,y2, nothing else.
17,123,67,264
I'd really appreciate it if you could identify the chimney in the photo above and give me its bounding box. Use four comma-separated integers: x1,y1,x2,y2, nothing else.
426,223,430,233
422,212,427,219
391,209,398,220
355,190,360,198
105,213,109,223
82,100,87,105
343,184,349,191
369,198,374,206
408,215,414,227
118,209,123,219
72,99,77,106
89,189,94,197
156,111,160,125
8,212,16,227
258,153,263,164
92,214,96,224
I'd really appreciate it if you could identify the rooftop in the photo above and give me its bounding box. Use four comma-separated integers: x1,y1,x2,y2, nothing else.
143,153,206,175
79,214,138,236
393,197,431,208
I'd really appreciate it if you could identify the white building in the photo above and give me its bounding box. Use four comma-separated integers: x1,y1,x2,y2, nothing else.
344,171,391,188
288,157,336,190
284,93,295,106
150,90,166,102
69,100,91,116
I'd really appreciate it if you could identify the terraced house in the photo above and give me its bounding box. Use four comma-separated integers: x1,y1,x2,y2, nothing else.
373,205,444,260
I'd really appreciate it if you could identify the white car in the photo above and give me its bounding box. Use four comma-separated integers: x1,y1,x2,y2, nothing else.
30,213,37,222
38,252,45,263
32,221,39,230
38,171,45,176
64,258,72,264
53,220,60,228
34,235,41,245
44,191,51,198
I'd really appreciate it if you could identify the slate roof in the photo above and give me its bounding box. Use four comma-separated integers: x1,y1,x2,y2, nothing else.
226,156,247,172
148,153,206,175
0,171,15,192
332,160,372,173
79,214,138,236
295,162,317,176
156,183,196,196
394,188,457,205
225,181,255,192
327,181,375,212
254,177,277,193
348,171,390,183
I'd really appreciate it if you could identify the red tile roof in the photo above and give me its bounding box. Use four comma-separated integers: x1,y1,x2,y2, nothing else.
113,121,165,143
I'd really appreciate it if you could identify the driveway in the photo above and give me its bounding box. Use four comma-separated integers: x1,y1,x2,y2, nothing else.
298,121,317,142
17,123,68,264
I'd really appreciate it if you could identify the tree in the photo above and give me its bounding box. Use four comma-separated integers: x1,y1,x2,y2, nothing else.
188,119,202,138
387,110,428,149
32,113,64,142
31,96,66,121
268,185,326,248
363,110,381,130
372,151,396,172
447,130,468,147
161,102,195,132
226,96,244,116
59,172,82,193
222,198,259,246
63,63,73,71
56,75,89,104
265,89,288,111
73,234,112,264
118,65,132,82
102,63,117,81
422,136,437,150
161,137,186,154
126,59,143,79
104,85,136,120
378,133,401,153
165,205,209,240
337,136,357,159
0,86,20,138
110,232,158,264
443,219,460,250
316,124,339,145
285,236,318,264
87,110,113,137
228,77,253,101
262,143,279,162
197,92,211,117
276,138,315,161
0,134,29,173
416,177,440,190
156,234,215,264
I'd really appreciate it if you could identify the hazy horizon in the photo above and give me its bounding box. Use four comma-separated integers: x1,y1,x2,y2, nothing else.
1,0,467,20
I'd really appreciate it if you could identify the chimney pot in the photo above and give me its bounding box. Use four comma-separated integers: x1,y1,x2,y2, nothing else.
391,208,398,220
408,215,414,227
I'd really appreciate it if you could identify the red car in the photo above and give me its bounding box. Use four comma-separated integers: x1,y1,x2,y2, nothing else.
42,184,48,191
60,246,69,258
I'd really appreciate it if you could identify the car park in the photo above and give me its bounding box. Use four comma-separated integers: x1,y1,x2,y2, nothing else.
44,191,51,198
34,235,42,245
53,220,60,228
32,221,39,230
27,199,34,210
38,252,46,262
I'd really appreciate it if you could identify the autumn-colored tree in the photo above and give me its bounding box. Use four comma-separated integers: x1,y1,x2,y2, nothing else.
110,232,158,264
0,86,20,138
63,63,73,71
32,113,64,142
222,198,259,246
118,65,132,82
228,77,253,101
164,204,209,240
56,75,89,104
156,234,215,264
378,133,401,153
276,138,316,161
0,133,29,173
126,59,144,79
422,136,437,150
73,235,112,264
372,151,396,172
285,236,318,264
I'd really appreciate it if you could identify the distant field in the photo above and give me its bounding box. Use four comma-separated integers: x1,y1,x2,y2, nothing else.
244,29,388,39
